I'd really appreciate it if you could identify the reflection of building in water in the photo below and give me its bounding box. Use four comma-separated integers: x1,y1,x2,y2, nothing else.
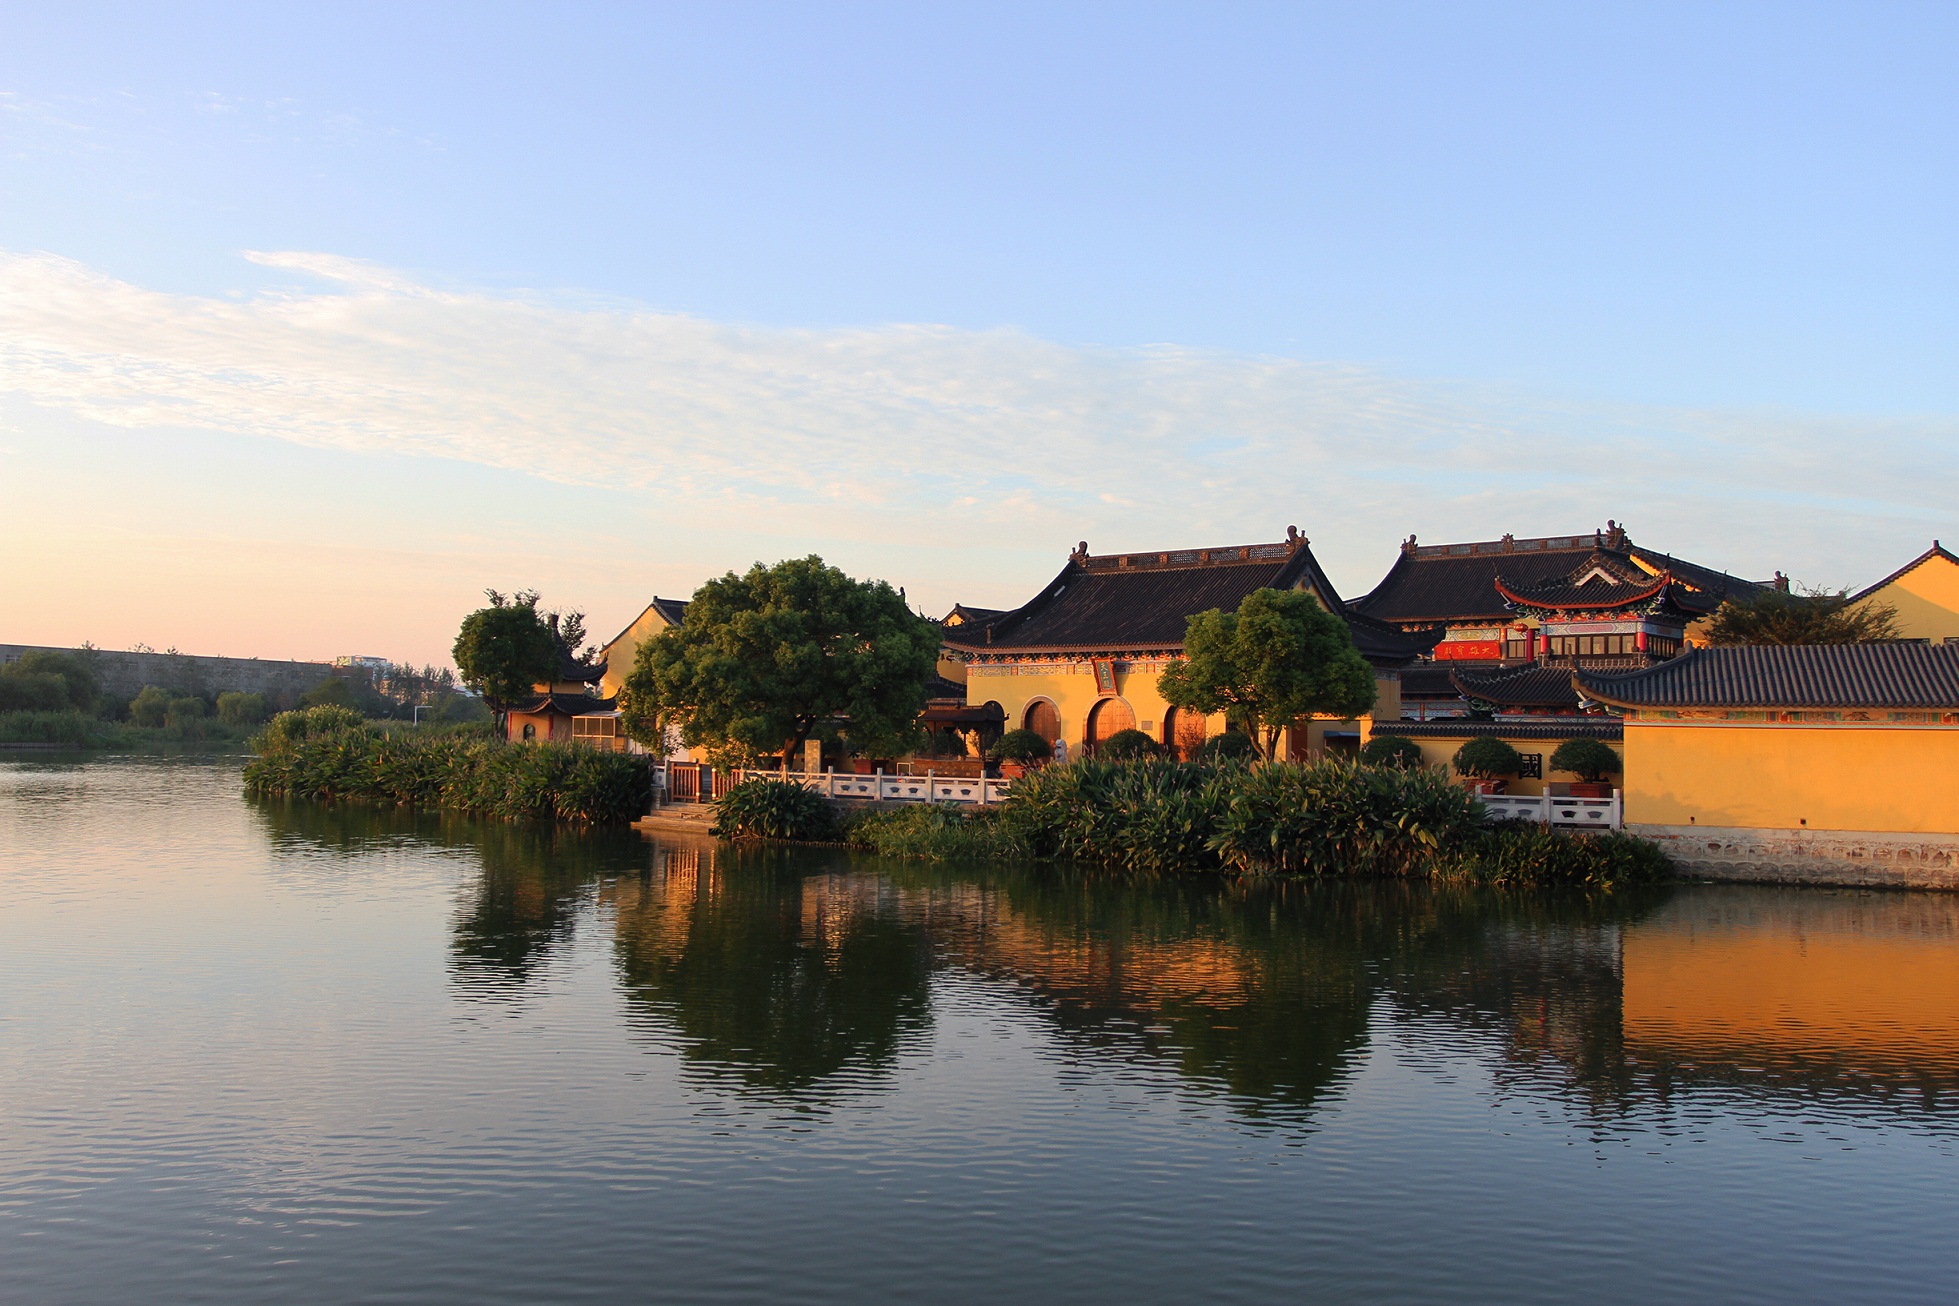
1619,889,1959,1103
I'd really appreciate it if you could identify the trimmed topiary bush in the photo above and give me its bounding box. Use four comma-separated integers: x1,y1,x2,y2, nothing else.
1196,730,1258,762
1453,736,1523,780
989,727,1053,765
1359,734,1426,769
1096,727,1159,760
1548,736,1621,783
711,777,840,841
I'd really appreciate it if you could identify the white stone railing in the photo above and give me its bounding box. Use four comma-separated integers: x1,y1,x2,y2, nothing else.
1476,791,1622,829
654,763,1011,806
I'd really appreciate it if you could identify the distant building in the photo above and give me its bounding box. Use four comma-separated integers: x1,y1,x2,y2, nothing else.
943,529,1433,761
332,655,392,672
1849,541,1959,644
1351,522,1770,717
596,598,690,700
505,615,612,745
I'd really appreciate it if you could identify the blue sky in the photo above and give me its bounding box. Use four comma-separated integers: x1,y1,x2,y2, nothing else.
2,2,1955,663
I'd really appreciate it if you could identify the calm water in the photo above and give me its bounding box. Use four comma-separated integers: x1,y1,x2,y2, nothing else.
2,756,1955,1303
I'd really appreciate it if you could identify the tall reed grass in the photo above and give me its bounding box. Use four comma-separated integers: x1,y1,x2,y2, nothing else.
242,706,651,824
861,757,1669,888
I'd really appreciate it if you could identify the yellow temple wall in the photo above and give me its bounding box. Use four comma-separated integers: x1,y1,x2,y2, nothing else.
968,661,1397,756
1623,720,1959,833
1856,553,1959,643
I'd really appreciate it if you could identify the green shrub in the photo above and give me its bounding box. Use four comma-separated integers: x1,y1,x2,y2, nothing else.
1197,730,1257,762
242,724,652,825
1548,736,1621,782
216,691,268,727
1453,736,1523,779
164,696,207,728
1206,758,1483,876
128,686,176,728
1439,823,1670,889
0,651,99,711
712,777,840,841
253,704,368,751
989,727,1053,765
0,709,99,745
1358,734,1426,769
1096,727,1159,760
846,803,1031,861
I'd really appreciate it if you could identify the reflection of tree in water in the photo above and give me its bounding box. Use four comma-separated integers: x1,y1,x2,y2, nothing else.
256,796,1959,1128
902,866,1373,1117
248,793,654,990
608,843,935,1095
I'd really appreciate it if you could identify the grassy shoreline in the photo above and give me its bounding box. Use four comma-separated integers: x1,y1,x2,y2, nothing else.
716,759,1670,889
241,707,652,824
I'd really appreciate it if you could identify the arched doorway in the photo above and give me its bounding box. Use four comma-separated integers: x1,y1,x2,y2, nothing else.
1024,699,1061,745
1085,698,1136,752
1163,706,1208,760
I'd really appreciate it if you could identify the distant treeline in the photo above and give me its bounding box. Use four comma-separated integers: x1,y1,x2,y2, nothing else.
0,648,486,747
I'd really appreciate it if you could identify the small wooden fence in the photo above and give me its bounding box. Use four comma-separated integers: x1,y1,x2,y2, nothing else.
655,762,1012,807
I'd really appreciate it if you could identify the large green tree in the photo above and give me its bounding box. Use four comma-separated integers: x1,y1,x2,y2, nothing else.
452,589,560,734
1157,588,1376,762
620,556,941,768
1704,584,1901,646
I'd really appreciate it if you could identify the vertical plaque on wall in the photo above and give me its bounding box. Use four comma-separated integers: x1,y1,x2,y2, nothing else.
1093,659,1117,696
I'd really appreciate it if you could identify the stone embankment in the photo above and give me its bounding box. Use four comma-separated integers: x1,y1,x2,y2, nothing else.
1634,825,1959,891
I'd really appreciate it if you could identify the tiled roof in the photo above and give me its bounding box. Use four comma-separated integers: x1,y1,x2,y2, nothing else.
1575,644,1959,710
1354,530,1760,625
1398,665,1465,699
1450,664,1582,709
515,692,616,715
945,534,1436,666
1374,719,1623,741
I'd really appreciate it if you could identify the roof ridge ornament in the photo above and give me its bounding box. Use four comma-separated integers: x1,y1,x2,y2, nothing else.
1071,541,1089,563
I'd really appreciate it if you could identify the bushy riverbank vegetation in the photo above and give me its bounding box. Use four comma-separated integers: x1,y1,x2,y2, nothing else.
243,706,652,824
712,759,1669,888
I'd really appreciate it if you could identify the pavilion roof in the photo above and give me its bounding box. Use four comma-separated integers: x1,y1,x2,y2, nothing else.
1449,664,1583,711
1353,525,1763,626
943,530,1437,666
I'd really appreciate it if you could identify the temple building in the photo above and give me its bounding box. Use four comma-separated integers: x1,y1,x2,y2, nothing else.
944,529,1434,761
596,597,691,699
1353,522,1770,719
505,615,614,745
1849,541,1959,644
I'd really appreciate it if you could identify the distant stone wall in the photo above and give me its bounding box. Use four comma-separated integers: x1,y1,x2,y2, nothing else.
1633,823,1959,891
0,643,337,706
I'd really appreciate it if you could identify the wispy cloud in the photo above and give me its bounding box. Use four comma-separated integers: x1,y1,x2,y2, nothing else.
0,247,1950,590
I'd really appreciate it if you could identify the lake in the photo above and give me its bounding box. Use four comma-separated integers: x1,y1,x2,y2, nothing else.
2,754,1954,1303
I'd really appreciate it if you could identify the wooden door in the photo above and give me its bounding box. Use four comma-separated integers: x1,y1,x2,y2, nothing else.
1164,706,1208,760
1086,698,1136,751
1024,699,1061,745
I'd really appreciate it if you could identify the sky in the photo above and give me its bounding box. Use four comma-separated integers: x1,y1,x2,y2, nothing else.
2,1,1955,667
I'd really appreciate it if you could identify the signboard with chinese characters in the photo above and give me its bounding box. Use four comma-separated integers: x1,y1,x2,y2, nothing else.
1093,659,1117,696
1434,641,1502,661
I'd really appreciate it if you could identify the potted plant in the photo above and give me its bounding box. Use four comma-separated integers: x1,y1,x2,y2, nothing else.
989,727,1053,778
1452,736,1522,794
1548,737,1621,798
